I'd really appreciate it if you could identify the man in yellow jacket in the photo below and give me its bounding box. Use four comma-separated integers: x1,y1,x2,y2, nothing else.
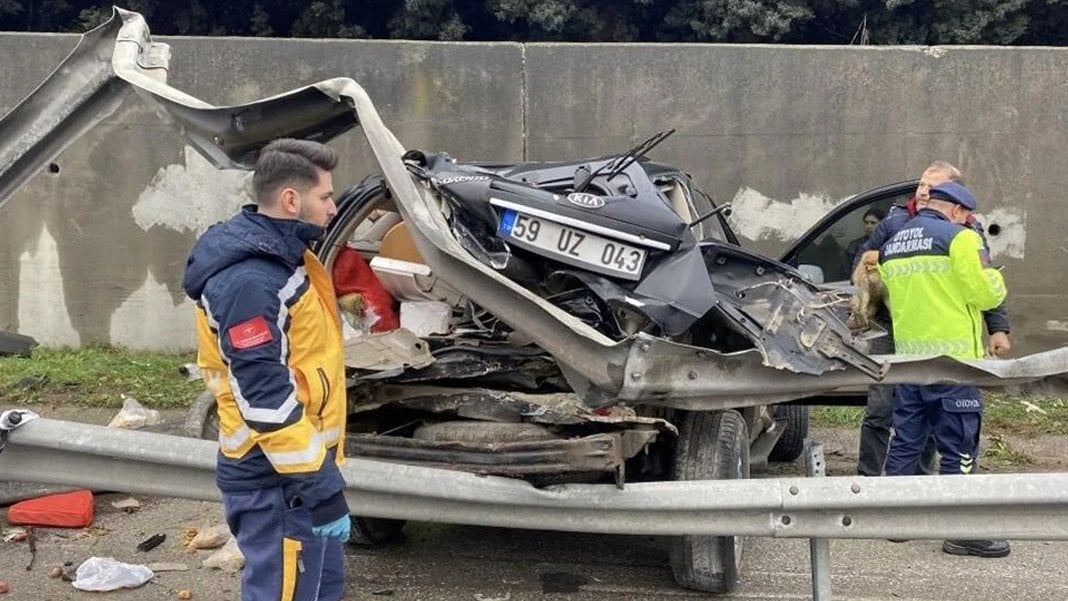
879,180,1009,558
183,139,349,600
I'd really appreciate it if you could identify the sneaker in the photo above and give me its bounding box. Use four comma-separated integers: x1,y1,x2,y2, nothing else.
942,539,1011,558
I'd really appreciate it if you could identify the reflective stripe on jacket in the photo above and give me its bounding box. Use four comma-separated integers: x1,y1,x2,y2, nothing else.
183,206,348,523
878,209,1007,359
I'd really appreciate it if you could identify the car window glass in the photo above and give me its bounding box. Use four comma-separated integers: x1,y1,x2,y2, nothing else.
794,194,907,282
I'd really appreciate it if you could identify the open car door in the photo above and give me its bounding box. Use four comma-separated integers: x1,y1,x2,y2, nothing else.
779,181,916,286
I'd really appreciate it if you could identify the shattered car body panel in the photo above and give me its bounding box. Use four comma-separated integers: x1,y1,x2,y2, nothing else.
3,7,1068,417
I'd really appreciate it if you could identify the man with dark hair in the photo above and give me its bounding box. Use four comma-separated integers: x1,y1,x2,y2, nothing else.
183,138,350,600
845,206,887,272
879,181,1011,558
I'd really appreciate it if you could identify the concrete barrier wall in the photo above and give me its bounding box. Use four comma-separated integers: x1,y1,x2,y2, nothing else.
2,33,1066,355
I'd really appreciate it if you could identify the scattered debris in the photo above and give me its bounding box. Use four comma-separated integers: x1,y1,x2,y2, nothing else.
7,489,94,528
181,526,199,547
146,563,189,573
71,557,154,592
1021,400,1049,415
400,300,452,337
187,524,230,550
12,375,49,391
61,563,78,582
137,533,167,552
2,528,27,543
50,566,64,579
72,526,110,540
202,539,244,572
25,527,36,571
177,590,193,600
107,395,162,430
371,590,394,596
111,497,141,512
474,594,512,601
178,363,203,382
0,580,8,594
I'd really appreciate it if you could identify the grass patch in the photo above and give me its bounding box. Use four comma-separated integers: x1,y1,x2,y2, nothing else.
982,391,1068,436
0,345,202,409
982,432,1034,466
811,406,864,428
812,392,1068,437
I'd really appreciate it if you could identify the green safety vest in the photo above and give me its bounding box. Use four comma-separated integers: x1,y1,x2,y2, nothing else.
879,211,1006,359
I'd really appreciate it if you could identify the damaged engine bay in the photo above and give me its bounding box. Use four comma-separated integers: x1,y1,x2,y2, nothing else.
319,130,880,484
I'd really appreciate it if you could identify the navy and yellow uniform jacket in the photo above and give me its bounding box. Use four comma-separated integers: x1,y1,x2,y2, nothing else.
878,209,1007,360
182,206,348,524
856,201,1009,334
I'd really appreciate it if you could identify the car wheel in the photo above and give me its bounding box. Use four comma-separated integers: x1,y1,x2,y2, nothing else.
769,404,809,463
350,516,407,547
184,390,219,441
668,410,749,593
412,421,557,444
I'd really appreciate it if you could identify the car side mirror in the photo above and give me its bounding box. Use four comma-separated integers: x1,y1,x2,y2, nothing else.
797,264,825,284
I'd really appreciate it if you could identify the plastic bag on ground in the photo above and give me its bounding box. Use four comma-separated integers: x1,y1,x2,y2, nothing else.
202,538,245,572
107,395,161,429
71,557,154,591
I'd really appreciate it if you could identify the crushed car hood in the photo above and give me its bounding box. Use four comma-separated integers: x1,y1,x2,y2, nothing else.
3,7,1068,409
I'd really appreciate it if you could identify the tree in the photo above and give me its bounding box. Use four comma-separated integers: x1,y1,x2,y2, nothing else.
4,0,1068,46
659,0,815,42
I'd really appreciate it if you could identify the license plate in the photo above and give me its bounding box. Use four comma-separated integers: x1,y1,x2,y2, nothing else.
498,210,647,279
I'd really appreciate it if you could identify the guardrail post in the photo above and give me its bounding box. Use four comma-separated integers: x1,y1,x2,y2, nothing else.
806,439,833,601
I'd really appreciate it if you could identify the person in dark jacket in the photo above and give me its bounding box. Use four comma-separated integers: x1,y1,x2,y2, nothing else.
183,139,349,601
854,161,1012,479
879,181,1010,557
845,206,886,274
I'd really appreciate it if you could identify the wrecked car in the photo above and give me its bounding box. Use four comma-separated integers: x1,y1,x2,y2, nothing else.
4,8,1068,594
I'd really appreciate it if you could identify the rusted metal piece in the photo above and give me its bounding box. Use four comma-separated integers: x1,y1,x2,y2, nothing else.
359,385,677,431
344,329,435,372
26,527,36,571
344,430,658,477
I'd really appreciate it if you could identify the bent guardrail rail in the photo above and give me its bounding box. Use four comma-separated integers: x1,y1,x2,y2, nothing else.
2,417,1067,541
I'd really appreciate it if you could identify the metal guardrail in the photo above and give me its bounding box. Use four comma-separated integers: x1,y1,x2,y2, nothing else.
2,417,1068,541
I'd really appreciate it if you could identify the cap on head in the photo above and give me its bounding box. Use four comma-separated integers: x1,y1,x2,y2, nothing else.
928,181,977,211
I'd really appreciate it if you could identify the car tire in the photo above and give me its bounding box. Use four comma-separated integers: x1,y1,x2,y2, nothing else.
668,410,749,594
412,421,557,444
769,404,809,463
350,516,407,547
184,390,220,441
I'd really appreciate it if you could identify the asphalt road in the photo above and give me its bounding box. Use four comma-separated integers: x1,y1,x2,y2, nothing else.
4,493,1065,601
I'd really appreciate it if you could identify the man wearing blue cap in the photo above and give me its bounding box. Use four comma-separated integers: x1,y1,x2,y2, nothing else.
853,163,1012,479
879,180,1011,558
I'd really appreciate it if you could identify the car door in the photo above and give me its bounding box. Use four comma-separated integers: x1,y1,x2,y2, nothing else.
779,180,917,285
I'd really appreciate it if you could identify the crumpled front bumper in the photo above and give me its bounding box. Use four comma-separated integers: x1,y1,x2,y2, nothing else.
345,430,657,478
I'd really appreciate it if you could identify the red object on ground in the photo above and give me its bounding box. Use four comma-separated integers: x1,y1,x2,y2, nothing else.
332,246,399,333
7,490,94,528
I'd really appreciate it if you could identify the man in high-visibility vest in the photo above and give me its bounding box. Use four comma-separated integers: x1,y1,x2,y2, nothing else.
879,180,1010,558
